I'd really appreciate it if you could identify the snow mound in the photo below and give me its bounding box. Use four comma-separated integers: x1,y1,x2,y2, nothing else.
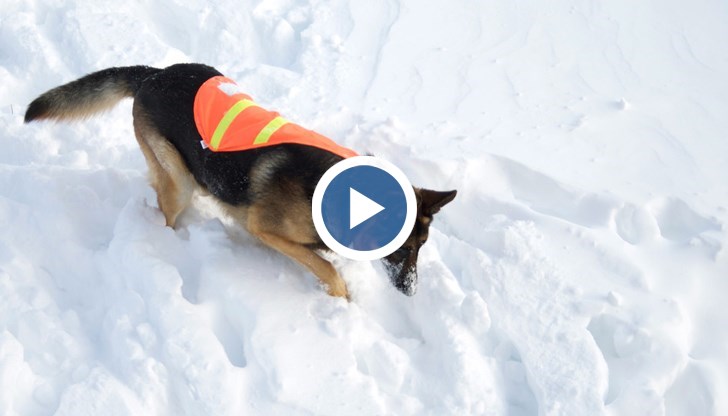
1,0,727,415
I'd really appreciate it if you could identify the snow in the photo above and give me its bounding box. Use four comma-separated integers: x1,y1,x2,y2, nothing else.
1,0,727,415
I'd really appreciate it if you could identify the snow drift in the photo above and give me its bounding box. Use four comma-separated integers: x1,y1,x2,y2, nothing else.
1,0,727,415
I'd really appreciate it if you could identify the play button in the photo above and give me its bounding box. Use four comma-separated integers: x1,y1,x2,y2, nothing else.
349,188,384,229
312,156,417,261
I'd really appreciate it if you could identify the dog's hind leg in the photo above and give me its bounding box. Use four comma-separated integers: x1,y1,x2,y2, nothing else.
133,106,196,228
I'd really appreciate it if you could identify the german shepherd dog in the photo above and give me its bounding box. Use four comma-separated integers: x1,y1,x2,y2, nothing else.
25,63,456,299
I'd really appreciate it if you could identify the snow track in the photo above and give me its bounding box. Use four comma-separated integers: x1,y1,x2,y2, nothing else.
1,0,727,415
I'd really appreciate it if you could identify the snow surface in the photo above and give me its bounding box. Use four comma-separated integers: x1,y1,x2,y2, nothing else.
1,0,727,415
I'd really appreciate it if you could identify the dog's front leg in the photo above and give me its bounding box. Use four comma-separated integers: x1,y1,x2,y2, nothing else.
253,231,349,299
244,195,349,299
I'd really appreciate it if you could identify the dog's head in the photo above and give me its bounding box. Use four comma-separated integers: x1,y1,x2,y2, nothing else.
382,188,457,296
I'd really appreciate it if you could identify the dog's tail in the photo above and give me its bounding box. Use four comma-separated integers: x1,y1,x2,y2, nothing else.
24,66,162,123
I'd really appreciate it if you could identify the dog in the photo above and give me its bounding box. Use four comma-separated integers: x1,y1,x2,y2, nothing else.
24,63,456,299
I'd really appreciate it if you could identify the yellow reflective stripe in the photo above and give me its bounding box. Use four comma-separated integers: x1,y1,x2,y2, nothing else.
253,116,288,145
210,99,256,150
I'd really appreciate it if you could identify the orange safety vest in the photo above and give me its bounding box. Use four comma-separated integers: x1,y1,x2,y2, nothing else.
193,76,357,158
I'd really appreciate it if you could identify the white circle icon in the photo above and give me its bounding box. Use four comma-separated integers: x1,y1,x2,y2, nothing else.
312,156,417,261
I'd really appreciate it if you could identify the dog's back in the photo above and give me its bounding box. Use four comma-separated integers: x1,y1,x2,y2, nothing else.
134,64,344,206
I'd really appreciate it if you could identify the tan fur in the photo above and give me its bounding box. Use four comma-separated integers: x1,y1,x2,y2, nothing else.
247,206,348,298
244,175,349,298
133,104,198,227
248,151,290,200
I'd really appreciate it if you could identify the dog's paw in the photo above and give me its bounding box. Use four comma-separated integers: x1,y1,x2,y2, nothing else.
326,279,350,301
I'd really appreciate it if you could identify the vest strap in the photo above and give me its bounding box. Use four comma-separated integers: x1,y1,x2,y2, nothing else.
210,98,257,150
254,116,289,145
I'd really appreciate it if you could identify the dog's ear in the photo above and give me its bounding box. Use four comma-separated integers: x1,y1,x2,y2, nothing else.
418,189,457,215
